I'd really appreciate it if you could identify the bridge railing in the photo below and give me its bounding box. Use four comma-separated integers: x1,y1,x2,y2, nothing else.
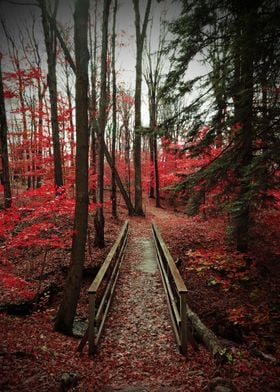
78,220,129,354
152,222,188,354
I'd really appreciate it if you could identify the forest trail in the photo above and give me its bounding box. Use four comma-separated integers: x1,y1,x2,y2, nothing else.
86,210,214,392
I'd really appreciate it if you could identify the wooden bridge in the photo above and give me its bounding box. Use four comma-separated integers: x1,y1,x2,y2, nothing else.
78,220,188,356
78,219,224,360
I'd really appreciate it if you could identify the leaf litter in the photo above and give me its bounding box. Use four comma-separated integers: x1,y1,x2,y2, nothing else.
1,204,279,391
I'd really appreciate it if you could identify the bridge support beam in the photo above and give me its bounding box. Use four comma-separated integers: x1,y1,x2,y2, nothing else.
88,294,96,355
180,292,188,354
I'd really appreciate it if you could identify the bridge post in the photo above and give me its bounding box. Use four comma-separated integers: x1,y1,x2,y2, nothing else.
88,293,96,355
180,291,188,354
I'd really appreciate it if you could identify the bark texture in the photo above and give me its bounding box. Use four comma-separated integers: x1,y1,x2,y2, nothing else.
133,0,152,215
94,0,112,248
0,54,12,208
38,0,64,190
54,0,89,334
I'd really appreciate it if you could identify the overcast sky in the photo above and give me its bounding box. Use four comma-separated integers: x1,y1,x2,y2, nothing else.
0,0,207,125
0,0,180,70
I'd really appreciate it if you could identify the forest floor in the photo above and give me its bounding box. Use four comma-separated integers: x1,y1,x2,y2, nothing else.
0,198,280,391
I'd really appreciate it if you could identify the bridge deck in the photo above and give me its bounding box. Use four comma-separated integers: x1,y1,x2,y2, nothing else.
95,217,180,385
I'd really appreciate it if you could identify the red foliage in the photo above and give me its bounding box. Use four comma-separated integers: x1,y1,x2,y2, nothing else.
0,185,75,268
0,269,34,300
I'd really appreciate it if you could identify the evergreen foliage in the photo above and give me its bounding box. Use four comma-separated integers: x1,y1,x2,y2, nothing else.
163,0,280,250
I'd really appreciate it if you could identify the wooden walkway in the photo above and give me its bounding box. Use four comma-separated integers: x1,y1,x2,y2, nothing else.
78,216,213,391
97,219,177,381
77,217,215,392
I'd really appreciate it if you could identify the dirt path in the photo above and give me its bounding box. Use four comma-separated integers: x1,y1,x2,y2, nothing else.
83,214,214,392
1,203,279,391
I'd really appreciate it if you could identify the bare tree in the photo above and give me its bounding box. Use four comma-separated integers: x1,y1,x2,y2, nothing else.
20,16,48,188
54,0,89,335
2,22,31,188
144,17,167,208
37,0,63,190
132,0,152,215
0,53,12,208
45,0,134,215
111,0,118,218
94,0,112,248
89,0,98,201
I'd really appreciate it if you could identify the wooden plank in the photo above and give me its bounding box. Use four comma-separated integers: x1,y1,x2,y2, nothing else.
153,235,181,325
179,292,188,354
88,294,96,355
153,234,181,347
152,222,189,354
95,227,128,321
95,243,127,347
158,263,181,347
152,223,187,294
89,221,128,293
78,221,128,354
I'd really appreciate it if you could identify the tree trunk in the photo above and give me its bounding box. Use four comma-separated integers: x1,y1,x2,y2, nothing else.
149,134,155,198
150,94,161,208
104,142,134,215
111,0,118,218
39,0,64,190
47,7,133,216
186,305,228,360
12,48,29,188
65,63,74,170
124,124,131,198
154,136,160,208
25,26,46,189
231,3,256,252
54,0,89,335
36,79,47,189
0,54,12,208
94,0,112,248
143,13,164,208
133,0,152,215
89,2,98,202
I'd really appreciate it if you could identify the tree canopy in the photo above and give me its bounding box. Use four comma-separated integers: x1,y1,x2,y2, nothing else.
162,0,280,250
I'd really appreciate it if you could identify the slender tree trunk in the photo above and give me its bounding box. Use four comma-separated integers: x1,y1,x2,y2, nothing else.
36,80,47,188
144,22,164,208
54,0,89,335
154,136,160,207
133,0,152,215
94,0,112,248
231,3,255,252
89,1,98,202
0,54,12,208
111,0,118,218
150,92,161,208
31,26,46,189
65,63,74,169
4,43,30,188
104,142,134,214
48,5,133,215
124,123,131,198
39,0,63,190
134,43,144,215
149,134,155,198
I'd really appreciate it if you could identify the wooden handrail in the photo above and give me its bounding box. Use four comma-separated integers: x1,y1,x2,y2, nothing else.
78,220,129,354
152,222,188,354
88,221,128,294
